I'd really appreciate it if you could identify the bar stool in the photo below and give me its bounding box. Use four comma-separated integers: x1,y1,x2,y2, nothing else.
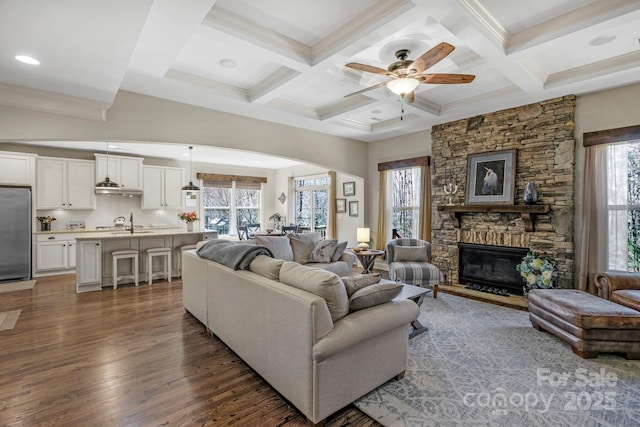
146,247,172,285
178,244,197,277
112,249,139,289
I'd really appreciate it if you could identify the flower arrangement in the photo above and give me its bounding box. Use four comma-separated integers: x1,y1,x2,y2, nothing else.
178,211,199,223
36,216,56,224
516,250,558,296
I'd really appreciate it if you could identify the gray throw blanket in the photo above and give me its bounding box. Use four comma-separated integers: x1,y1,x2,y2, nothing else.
196,239,273,270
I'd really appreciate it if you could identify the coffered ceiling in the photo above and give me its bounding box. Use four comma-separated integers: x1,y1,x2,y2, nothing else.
1,0,640,144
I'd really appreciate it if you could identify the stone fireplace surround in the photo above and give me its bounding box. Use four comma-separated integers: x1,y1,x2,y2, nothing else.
431,95,576,290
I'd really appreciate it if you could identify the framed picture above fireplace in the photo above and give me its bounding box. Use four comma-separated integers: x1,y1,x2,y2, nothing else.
465,149,516,205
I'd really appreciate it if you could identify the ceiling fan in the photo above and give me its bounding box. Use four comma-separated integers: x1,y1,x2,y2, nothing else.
344,42,475,118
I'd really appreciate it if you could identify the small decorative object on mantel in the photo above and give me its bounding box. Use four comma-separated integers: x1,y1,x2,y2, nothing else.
178,211,199,232
516,250,558,296
443,169,458,206
37,216,56,231
523,181,538,205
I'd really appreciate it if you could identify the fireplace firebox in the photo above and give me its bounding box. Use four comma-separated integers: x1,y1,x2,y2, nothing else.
458,243,529,295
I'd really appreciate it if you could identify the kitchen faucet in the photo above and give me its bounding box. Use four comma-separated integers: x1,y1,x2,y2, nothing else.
130,212,134,234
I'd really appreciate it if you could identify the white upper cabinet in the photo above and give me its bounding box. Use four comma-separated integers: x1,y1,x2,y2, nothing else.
94,154,143,190
36,158,95,209
0,151,37,186
142,166,184,209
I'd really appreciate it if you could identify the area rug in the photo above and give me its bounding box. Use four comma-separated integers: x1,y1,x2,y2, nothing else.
0,310,21,331
354,293,640,426
0,279,36,293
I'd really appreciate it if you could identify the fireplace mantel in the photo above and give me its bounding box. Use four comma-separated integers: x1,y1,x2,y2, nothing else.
437,204,551,232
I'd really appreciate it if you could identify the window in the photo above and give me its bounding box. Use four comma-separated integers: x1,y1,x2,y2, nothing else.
606,141,640,271
388,167,421,238
202,180,261,236
295,175,329,235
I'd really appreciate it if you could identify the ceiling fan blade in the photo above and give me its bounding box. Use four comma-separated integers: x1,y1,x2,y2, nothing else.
346,62,396,77
344,81,389,97
408,42,455,75
416,73,475,84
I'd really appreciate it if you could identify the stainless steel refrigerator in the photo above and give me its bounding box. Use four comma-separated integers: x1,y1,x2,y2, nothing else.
0,186,32,282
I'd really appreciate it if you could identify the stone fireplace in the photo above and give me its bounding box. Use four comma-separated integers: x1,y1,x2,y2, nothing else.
431,95,576,289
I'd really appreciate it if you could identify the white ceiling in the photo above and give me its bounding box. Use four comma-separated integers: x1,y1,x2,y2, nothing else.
2,0,640,152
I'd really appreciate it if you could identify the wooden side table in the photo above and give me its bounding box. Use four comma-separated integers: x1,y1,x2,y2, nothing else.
353,249,385,274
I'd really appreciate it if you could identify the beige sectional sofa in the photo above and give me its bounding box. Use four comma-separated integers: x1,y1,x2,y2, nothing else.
182,249,419,425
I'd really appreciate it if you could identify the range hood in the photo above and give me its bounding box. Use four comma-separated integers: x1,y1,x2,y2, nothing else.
95,185,142,197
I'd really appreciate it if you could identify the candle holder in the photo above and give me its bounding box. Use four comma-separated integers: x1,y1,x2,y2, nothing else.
444,180,458,206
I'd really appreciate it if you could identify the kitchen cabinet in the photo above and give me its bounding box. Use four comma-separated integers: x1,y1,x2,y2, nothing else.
95,154,143,190
36,158,96,209
0,151,36,186
142,166,184,209
35,233,77,272
76,240,102,292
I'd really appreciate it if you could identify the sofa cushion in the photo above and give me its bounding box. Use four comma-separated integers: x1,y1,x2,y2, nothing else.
308,261,351,277
394,245,428,262
288,232,322,264
331,241,348,262
254,235,294,261
249,255,285,280
280,261,348,322
341,274,381,297
309,239,338,263
349,282,403,312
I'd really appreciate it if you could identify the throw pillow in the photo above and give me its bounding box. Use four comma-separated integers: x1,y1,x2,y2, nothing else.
341,273,381,297
394,245,428,262
279,261,349,322
288,232,322,264
309,239,338,263
331,241,348,262
249,255,285,280
349,282,403,312
254,235,294,261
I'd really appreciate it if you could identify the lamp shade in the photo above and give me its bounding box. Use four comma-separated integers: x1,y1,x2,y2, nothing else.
387,78,420,95
357,227,370,243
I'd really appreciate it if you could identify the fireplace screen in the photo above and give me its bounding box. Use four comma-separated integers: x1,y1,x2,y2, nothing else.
458,243,529,295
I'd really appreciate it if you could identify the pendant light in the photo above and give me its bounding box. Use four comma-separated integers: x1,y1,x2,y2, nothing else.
182,146,200,191
95,142,121,194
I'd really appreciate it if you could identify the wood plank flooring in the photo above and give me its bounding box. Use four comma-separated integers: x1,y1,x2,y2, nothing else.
0,274,380,427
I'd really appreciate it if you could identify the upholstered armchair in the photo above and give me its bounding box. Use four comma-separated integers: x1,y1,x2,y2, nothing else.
386,238,443,298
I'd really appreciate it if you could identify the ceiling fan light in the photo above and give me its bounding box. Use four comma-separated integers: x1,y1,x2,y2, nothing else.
387,78,420,96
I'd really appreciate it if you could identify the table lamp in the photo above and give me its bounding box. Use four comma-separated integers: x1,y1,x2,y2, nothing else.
356,227,370,251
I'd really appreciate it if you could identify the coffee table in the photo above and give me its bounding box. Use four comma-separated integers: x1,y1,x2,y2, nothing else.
394,283,431,338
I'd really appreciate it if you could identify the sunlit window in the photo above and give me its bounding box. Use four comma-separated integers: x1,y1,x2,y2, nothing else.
202,181,261,236
388,167,421,238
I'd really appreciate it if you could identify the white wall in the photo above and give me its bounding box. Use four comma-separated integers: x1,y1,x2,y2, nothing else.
0,90,369,178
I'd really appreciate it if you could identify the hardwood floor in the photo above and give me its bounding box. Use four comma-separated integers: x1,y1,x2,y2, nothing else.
0,274,380,427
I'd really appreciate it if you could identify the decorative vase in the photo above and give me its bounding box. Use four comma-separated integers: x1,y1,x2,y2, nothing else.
523,182,538,205
41,223,51,231
186,222,193,232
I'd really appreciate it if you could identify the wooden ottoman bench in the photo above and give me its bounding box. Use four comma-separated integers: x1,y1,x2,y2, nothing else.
528,289,640,359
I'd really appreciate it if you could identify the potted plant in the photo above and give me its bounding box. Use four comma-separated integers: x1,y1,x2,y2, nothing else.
268,212,284,230
178,211,199,232
37,216,56,231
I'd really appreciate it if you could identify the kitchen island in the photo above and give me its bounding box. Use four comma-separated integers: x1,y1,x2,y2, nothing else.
74,229,216,293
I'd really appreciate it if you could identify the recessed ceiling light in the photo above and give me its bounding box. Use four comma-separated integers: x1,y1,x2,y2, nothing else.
588,34,616,46
219,58,237,68
15,55,40,65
